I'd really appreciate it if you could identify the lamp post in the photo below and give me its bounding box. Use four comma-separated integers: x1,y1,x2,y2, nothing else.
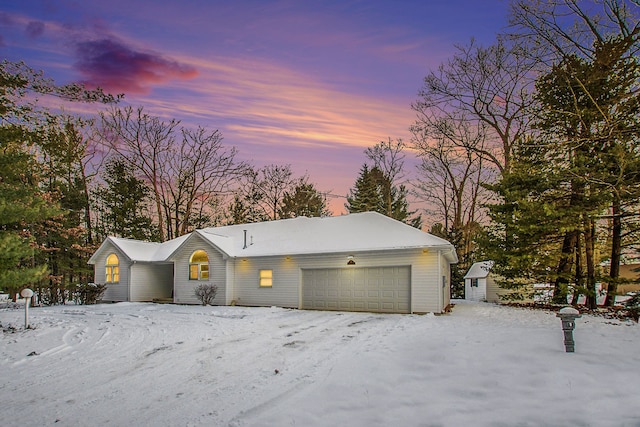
20,288,34,329
556,307,581,352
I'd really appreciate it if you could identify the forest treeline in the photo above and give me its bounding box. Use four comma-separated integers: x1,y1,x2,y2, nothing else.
2,0,640,309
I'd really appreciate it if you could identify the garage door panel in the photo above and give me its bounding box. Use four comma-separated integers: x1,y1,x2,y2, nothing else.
302,266,410,314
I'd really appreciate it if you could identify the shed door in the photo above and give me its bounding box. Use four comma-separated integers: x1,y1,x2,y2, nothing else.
302,266,410,314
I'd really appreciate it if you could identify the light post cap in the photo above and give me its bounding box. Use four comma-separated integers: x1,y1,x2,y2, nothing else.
559,307,580,315
20,288,34,298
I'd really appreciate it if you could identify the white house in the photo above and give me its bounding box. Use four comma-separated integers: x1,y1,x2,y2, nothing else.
89,212,458,314
464,261,496,302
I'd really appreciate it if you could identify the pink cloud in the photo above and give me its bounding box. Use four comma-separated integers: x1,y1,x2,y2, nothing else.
74,38,198,94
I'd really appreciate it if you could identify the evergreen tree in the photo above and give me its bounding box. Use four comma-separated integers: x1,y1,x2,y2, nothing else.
482,140,569,300
0,141,57,296
534,36,640,307
345,164,385,214
93,157,160,241
0,60,117,301
279,179,330,218
346,164,421,227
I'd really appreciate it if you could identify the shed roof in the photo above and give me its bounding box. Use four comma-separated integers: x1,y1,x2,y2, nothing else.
464,261,494,279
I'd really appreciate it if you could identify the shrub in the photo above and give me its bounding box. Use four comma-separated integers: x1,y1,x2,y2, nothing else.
72,283,108,305
194,283,218,306
625,292,640,322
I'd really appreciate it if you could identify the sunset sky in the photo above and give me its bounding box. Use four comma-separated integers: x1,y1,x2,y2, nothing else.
1,0,509,215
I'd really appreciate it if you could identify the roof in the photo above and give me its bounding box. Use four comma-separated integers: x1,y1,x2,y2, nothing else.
87,234,190,264
90,212,458,263
196,212,455,258
464,261,494,279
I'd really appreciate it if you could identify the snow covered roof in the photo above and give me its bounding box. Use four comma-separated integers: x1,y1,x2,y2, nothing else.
464,261,494,279
194,212,456,259
88,234,190,264
90,212,458,263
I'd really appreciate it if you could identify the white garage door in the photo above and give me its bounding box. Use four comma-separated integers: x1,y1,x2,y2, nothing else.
302,266,411,314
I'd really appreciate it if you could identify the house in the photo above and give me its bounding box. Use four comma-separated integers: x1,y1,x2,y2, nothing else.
464,261,497,302
88,212,458,314
618,262,640,294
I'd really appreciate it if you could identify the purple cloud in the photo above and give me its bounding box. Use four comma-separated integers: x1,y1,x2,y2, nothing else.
25,21,45,39
74,38,198,94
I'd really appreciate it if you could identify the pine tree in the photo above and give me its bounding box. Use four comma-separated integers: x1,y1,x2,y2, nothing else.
0,142,56,295
279,179,330,218
93,157,160,241
0,60,117,300
346,164,421,227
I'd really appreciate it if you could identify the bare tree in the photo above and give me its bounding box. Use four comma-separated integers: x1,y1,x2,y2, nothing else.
412,38,536,175
412,116,490,233
97,106,247,240
163,126,248,237
98,106,177,241
250,164,297,221
509,0,640,64
365,138,407,184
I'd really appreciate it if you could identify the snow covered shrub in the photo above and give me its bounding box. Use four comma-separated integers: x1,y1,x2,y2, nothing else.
72,283,108,305
194,283,218,306
625,293,640,322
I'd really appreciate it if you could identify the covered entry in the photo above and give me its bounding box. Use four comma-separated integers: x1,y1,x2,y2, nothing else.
301,266,411,313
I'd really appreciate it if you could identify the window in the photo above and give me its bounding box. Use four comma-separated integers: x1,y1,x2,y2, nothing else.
259,269,273,287
106,253,120,283
471,278,479,287
189,250,209,280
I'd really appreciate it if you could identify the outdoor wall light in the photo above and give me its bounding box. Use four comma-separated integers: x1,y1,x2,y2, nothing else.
347,256,355,265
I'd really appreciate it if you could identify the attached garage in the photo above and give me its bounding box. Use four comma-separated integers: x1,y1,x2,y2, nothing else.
302,266,411,313
91,212,458,313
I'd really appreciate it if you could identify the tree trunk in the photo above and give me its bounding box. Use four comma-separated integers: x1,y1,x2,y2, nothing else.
570,233,582,306
584,216,597,309
553,230,577,304
605,196,622,306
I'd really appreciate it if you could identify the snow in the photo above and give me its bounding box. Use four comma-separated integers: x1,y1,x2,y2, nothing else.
464,260,494,279
92,213,457,263
1,301,638,426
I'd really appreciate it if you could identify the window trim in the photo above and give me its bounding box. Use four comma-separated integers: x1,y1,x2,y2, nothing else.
259,269,273,287
105,253,120,283
189,250,210,281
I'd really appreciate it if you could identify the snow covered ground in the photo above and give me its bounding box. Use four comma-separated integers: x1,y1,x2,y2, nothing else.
1,301,638,427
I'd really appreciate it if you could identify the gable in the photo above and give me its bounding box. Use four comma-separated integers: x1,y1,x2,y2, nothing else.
88,238,131,265
91,212,458,266
167,232,227,262
464,261,494,279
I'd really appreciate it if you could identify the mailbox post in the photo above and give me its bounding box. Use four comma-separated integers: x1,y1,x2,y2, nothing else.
556,307,581,352
21,288,34,329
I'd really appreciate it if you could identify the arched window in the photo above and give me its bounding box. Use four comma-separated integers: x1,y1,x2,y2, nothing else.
106,253,120,283
189,250,209,280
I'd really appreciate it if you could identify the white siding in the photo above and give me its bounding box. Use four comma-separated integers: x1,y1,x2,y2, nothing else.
465,277,487,302
129,263,173,301
233,256,299,308
232,249,446,313
93,243,130,302
410,251,442,313
171,234,226,305
486,275,502,303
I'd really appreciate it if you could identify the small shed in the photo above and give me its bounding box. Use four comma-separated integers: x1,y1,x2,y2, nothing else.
464,261,498,302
